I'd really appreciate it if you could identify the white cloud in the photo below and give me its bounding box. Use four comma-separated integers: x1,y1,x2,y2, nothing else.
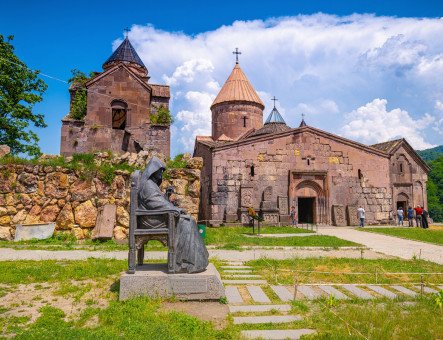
120,14,443,154
342,98,435,150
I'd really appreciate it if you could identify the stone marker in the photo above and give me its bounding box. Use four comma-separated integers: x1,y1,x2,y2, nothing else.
366,285,397,299
247,285,271,303
119,263,224,301
229,304,291,313
92,204,116,240
241,329,315,340
222,279,267,284
271,285,293,302
342,285,374,299
225,286,243,304
317,285,349,300
14,223,55,241
390,285,418,297
297,285,321,299
233,315,301,325
414,286,439,294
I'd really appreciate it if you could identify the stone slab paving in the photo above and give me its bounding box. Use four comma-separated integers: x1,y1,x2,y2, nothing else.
233,315,302,325
317,285,349,300
220,265,252,269
317,227,443,264
229,304,291,313
390,285,418,297
296,285,322,300
414,286,439,294
243,233,316,238
247,285,271,303
224,274,262,278
225,286,243,304
342,285,374,299
241,329,316,340
222,279,267,284
223,269,253,273
438,285,443,290
366,285,397,299
271,285,293,302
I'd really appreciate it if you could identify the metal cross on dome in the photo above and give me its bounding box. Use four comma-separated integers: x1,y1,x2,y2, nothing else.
124,27,130,38
271,96,278,108
233,48,241,64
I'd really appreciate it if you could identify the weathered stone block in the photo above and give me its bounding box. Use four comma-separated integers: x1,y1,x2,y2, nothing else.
332,205,346,226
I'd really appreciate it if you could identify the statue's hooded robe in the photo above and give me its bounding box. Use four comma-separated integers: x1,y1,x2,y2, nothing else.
138,157,209,273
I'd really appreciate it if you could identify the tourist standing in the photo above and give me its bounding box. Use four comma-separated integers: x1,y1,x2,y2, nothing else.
357,206,365,227
414,205,423,228
407,206,414,227
397,207,404,226
422,209,429,229
290,206,297,226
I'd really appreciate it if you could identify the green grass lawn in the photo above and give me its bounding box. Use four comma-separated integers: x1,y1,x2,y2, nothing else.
246,258,443,285
361,227,443,245
205,226,359,249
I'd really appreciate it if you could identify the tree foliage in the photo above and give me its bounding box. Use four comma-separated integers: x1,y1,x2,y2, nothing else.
0,35,47,156
427,155,443,222
68,69,91,121
150,105,173,125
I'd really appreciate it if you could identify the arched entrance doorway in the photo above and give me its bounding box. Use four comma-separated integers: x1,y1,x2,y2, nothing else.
396,192,409,211
111,100,127,130
295,180,326,224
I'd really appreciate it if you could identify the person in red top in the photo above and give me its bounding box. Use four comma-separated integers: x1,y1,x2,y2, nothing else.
414,205,423,228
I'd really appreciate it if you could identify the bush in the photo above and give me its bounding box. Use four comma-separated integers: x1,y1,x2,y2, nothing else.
150,105,173,125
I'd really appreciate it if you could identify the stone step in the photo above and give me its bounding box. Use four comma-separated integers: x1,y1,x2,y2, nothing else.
221,266,252,269
296,285,322,300
225,262,245,266
390,285,418,297
271,285,293,302
229,304,291,313
223,269,253,273
342,285,374,299
245,233,315,238
247,285,271,303
366,285,397,299
225,274,262,278
233,315,302,325
241,329,316,340
223,279,267,285
414,286,439,294
225,286,243,304
317,285,349,300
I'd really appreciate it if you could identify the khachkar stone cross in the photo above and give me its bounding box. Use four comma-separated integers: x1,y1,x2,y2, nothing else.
233,48,241,64
271,96,278,108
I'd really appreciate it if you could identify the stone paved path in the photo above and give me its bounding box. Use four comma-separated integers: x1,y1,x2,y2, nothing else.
241,329,316,340
317,227,443,264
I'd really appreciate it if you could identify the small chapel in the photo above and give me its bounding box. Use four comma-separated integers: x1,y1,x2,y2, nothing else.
194,55,430,226
60,36,171,157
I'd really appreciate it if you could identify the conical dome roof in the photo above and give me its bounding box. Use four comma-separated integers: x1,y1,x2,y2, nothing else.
211,64,264,109
103,37,146,69
265,107,286,124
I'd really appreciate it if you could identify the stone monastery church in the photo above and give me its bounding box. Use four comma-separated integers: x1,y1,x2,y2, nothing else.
194,59,430,226
59,37,429,226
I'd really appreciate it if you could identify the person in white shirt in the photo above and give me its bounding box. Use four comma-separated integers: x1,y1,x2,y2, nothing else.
357,206,365,227
397,207,404,226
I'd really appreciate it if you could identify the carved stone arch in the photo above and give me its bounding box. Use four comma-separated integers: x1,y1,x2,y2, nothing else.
295,180,324,198
111,99,128,130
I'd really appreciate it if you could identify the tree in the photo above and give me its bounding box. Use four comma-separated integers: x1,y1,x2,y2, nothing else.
0,35,47,156
68,69,91,120
427,156,443,222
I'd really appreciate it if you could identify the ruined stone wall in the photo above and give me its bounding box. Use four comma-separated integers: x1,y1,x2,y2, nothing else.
0,157,201,241
204,129,397,225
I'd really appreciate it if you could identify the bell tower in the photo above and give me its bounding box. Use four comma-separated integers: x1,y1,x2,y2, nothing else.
210,49,264,140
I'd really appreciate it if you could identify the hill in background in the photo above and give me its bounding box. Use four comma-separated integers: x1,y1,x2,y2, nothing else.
417,145,443,162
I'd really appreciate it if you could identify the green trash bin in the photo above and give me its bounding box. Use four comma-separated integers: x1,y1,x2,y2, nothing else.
197,224,206,239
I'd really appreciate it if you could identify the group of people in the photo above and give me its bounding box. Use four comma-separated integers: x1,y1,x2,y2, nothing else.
396,205,429,228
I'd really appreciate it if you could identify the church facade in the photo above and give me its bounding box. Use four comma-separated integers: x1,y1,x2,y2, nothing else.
61,37,170,157
194,61,429,226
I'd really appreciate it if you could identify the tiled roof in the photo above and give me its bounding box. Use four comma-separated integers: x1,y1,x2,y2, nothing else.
247,122,292,138
211,64,264,109
265,107,286,124
371,139,403,154
299,119,307,127
103,37,146,69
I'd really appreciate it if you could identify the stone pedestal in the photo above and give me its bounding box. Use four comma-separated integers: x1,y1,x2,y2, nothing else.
119,263,225,301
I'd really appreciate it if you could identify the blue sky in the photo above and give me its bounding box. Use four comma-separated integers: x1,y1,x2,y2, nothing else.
1,0,443,155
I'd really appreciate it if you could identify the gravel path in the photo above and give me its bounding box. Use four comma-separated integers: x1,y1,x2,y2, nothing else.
317,227,443,264
0,247,387,261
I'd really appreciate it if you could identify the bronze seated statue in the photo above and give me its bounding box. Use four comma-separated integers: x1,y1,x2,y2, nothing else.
128,156,209,274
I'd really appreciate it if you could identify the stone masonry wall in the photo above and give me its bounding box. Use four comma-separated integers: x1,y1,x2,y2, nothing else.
0,155,201,241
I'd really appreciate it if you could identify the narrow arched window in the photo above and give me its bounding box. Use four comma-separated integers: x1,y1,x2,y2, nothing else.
399,163,403,173
111,100,127,130
250,165,255,177
358,169,363,179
